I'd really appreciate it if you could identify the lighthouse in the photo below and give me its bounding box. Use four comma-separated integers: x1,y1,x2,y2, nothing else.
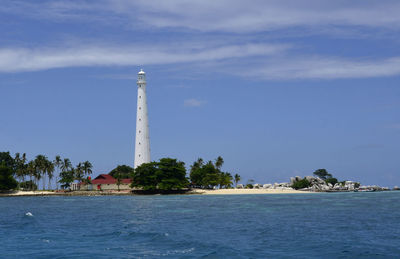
134,69,151,168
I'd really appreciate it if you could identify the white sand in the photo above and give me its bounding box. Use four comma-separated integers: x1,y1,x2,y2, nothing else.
2,189,310,196
6,191,57,196
192,188,309,195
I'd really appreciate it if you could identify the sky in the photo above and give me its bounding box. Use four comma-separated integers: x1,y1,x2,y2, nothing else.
1,0,399,187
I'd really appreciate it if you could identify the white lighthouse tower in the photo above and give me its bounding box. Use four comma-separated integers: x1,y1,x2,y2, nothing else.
134,69,151,168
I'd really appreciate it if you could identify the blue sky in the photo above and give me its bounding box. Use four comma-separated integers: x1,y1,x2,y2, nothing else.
1,0,399,187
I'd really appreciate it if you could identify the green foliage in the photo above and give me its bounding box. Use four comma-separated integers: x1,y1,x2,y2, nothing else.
189,156,232,189
325,177,338,186
109,165,134,179
219,172,233,189
156,158,188,190
234,173,241,186
131,158,189,191
59,170,75,189
292,178,312,190
19,180,37,191
0,152,15,171
110,165,132,191
131,162,158,190
0,163,18,191
313,169,332,180
245,184,253,189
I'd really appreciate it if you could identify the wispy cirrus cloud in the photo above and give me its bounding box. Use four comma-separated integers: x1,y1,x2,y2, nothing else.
184,98,205,107
3,0,400,33
0,43,287,73
126,0,400,32
244,56,400,80
2,43,400,80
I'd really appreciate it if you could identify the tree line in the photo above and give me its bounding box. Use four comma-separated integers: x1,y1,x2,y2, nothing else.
0,151,92,191
130,156,241,191
1,150,241,192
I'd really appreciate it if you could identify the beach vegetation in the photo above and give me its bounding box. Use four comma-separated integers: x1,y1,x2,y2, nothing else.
245,179,255,189
313,169,332,180
1,150,94,191
0,163,18,191
189,156,233,189
59,169,75,189
131,158,188,191
110,165,133,191
325,177,338,186
109,165,134,179
0,152,15,169
291,178,312,190
234,173,241,187
19,180,38,191
53,156,62,190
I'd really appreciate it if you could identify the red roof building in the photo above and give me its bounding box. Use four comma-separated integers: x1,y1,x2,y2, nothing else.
91,174,131,184
80,174,132,191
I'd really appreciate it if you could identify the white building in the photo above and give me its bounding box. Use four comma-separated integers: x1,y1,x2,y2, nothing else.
134,69,151,168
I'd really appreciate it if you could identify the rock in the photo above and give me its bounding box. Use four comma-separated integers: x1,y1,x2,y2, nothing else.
254,184,261,189
263,184,272,189
322,185,330,191
305,176,314,182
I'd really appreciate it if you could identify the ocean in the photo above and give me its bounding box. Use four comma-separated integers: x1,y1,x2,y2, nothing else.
1,192,399,258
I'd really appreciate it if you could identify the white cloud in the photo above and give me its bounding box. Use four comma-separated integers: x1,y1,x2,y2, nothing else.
1,44,400,80
121,0,400,32
246,56,400,80
184,99,205,107
0,43,287,73
2,1,400,33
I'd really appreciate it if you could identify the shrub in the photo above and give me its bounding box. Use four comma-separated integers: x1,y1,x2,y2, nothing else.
291,178,312,190
325,177,338,186
245,184,253,189
19,180,38,191
0,164,18,191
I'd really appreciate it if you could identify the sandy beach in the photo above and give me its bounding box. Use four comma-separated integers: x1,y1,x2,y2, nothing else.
0,191,58,196
0,188,309,197
191,188,308,195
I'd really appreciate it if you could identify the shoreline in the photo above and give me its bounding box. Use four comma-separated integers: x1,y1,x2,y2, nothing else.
1,188,309,197
2,189,398,197
190,188,309,195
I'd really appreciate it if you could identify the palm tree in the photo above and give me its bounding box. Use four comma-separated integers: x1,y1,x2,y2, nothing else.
61,158,72,172
190,158,204,174
53,155,62,190
215,156,224,170
34,155,47,190
83,161,93,177
75,163,84,190
21,153,27,183
14,153,26,183
45,159,54,190
27,161,36,190
234,173,241,187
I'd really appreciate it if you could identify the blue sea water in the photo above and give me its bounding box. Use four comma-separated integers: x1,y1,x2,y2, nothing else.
1,192,400,258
